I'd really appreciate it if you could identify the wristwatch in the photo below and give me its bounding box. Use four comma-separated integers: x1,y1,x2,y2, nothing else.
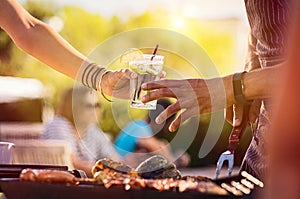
232,71,252,104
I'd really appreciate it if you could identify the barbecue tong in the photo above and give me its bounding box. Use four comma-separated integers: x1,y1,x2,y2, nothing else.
216,105,250,179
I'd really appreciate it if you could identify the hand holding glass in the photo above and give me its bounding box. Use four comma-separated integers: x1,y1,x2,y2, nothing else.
129,54,164,109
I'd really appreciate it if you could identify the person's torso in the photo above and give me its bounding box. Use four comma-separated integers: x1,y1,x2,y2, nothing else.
245,0,291,62
241,0,292,179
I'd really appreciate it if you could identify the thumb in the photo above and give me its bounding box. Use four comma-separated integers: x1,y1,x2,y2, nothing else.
233,103,244,127
225,106,234,125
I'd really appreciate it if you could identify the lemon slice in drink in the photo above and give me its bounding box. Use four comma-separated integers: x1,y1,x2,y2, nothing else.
119,48,143,68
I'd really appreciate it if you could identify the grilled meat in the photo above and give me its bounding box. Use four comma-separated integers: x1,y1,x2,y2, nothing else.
136,155,181,179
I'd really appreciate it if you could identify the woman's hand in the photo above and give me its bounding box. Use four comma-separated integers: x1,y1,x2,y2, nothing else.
101,69,165,99
100,69,137,99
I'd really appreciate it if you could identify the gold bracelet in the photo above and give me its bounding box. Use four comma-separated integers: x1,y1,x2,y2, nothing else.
98,70,113,102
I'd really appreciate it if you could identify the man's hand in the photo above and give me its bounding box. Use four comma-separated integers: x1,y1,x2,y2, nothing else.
141,77,230,132
225,99,261,127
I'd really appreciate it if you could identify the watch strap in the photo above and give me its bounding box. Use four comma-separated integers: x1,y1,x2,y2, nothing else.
232,72,252,104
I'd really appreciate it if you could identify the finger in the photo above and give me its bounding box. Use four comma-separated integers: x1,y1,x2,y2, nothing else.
112,69,137,90
169,115,181,132
141,79,182,90
119,68,137,79
225,106,234,125
233,103,244,127
160,71,166,79
141,88,176,103
249,99,261,123
156,102,181,124
168,108,196,132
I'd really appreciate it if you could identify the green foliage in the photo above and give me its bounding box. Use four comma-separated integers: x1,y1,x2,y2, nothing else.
0,30,11,49
60,6,108,54
23,0,59,20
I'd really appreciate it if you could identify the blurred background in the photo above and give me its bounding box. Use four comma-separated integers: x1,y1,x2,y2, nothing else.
0,0,253,168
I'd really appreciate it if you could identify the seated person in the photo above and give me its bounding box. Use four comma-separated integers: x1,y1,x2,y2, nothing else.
114,99,190,168
41,86,121,177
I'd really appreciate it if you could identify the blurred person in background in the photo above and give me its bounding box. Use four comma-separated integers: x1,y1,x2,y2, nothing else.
41,86,122,177
0,0,136,99
142,0,293,181
115,98,190,168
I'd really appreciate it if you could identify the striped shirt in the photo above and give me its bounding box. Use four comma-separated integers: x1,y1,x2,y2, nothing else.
241,0,290,180
41,116,119,163
245,0,290,60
